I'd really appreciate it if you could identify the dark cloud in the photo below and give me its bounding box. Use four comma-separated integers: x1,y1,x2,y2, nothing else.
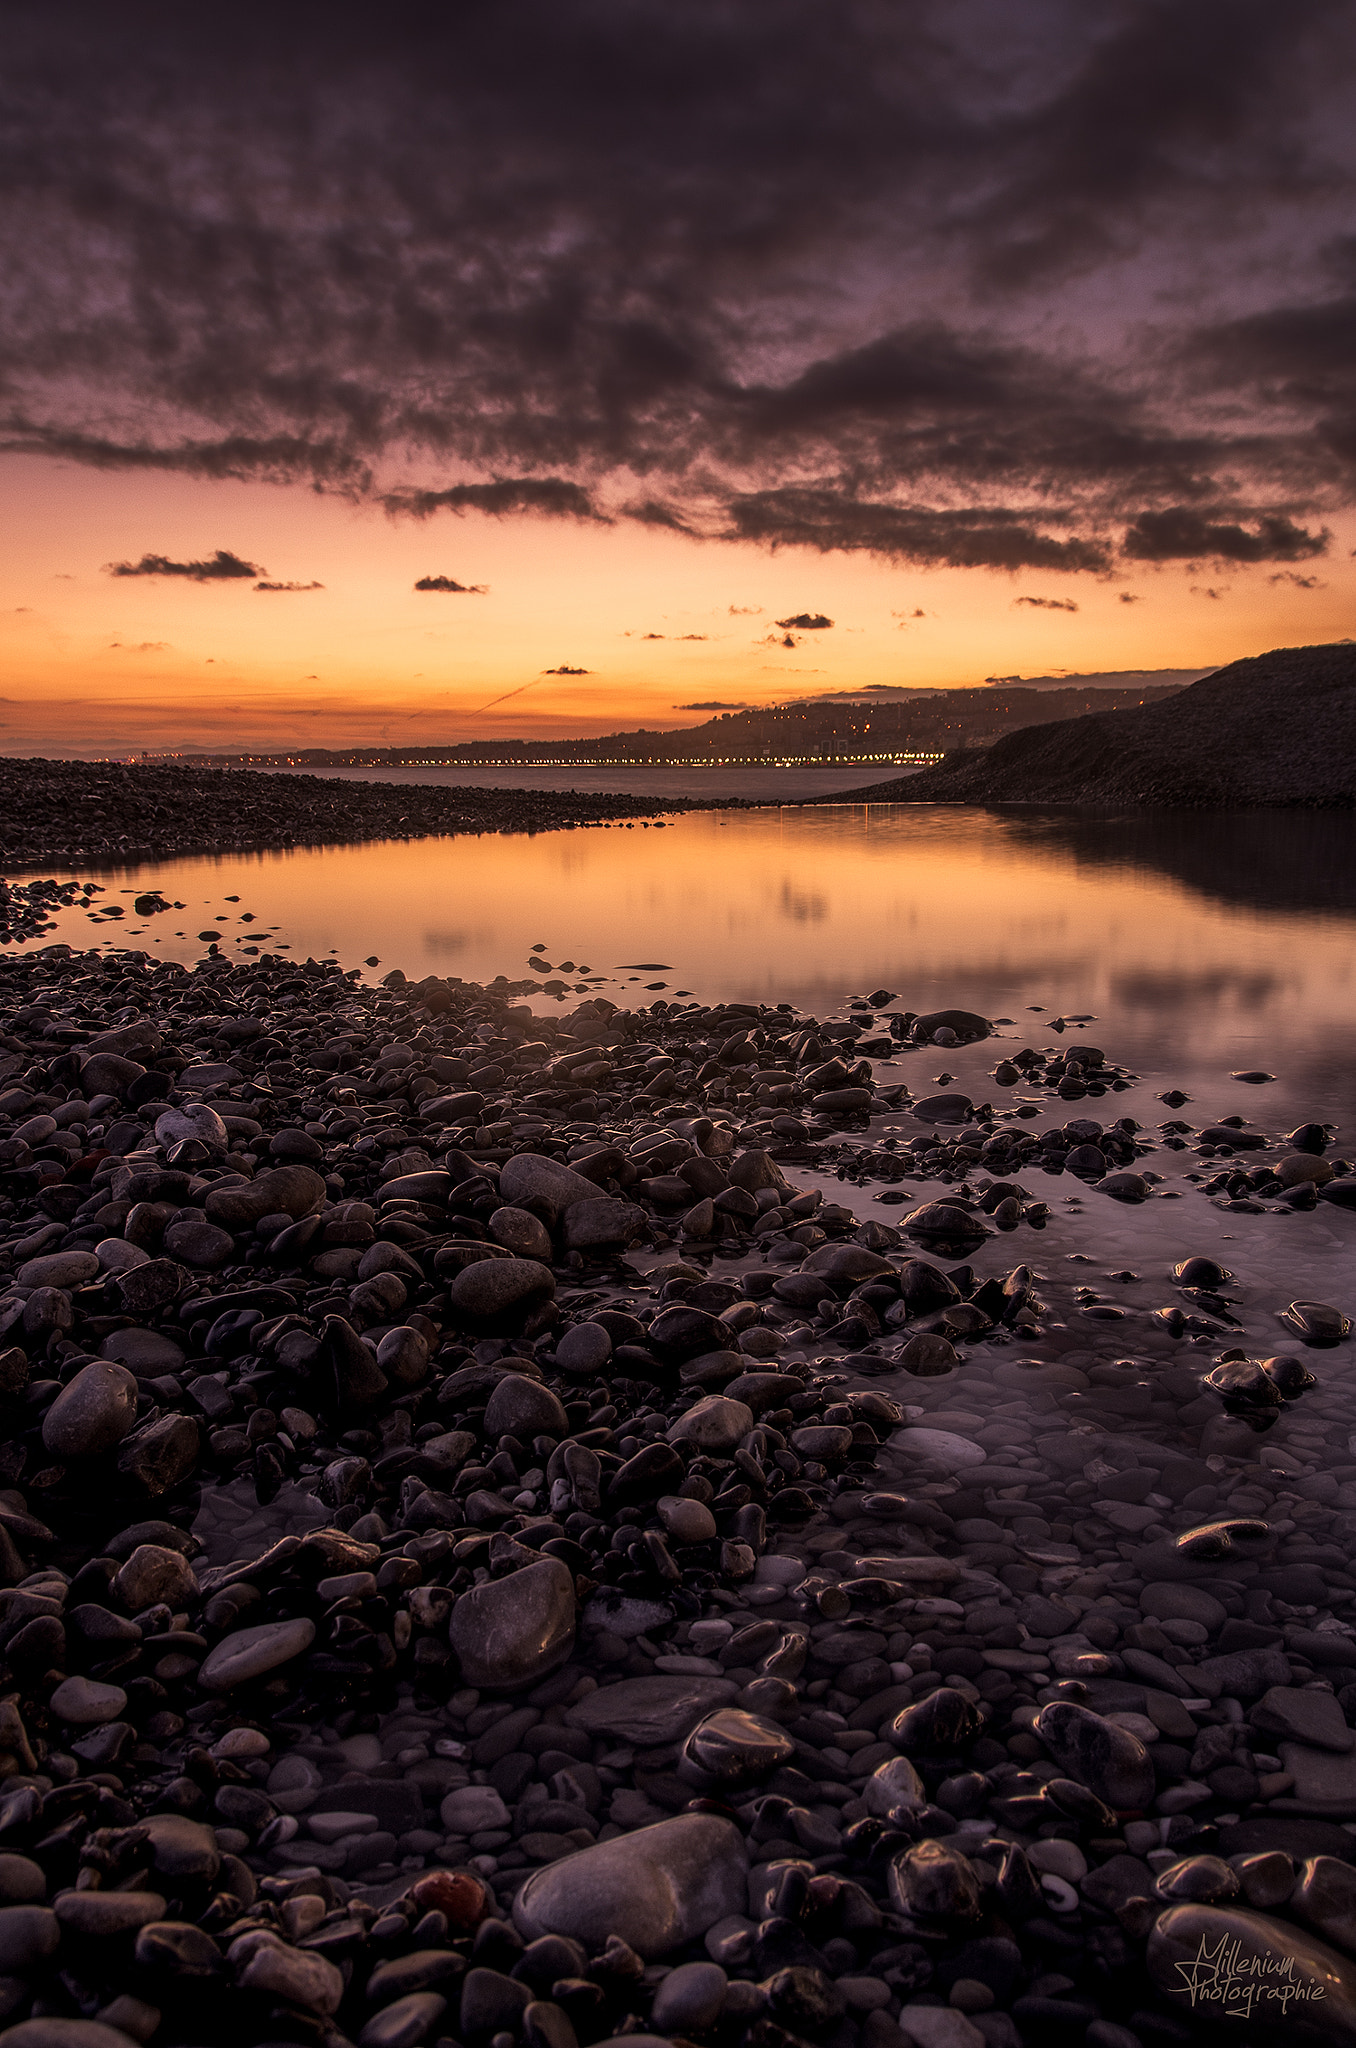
255,580,324,592
775,612,834,629
543,665,590,674
386,482,604,522
1118,592,1142,603
728,605,763,616
1014,595,1079,611
413,575,488,593
728,490,1112,571
624,501,696,531
1269,569,1325,588
1123,508,1330,562
104,549,262,581
674,700,748,710
1,3,1353,573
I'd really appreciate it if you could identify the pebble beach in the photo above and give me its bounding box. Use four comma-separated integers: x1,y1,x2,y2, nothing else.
0,916,1347,2048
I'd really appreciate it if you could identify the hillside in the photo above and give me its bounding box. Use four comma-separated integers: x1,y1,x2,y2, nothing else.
829,643,1356,808
189,683,1184,770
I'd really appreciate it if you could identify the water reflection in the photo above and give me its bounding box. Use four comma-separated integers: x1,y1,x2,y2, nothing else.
994,808,1356,920
29,801,1356,1135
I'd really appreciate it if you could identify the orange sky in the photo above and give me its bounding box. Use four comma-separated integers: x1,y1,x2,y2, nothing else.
3,456,1352,757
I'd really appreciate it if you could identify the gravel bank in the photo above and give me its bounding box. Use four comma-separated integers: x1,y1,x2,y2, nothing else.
0,946,1346,2048
830,643,1356,809
0,759,721,871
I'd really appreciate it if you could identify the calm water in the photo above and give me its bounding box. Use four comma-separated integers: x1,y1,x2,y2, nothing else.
24,790,1340,1557
27,801,1356,1142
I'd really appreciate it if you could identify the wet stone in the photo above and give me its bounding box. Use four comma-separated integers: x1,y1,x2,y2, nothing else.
678,1709,795,1790
1149,1902,1356,2033
199,1616,316,1689
1034,1702,1155,1811
448,1557,575,1690
568,1674,738,1747
513,1813,748,1958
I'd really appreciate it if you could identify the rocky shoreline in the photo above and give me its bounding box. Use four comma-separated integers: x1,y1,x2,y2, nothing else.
0,761,720,873
0,940,1349,2048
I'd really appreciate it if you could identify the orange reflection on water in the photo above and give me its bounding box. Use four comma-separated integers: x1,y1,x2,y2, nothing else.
33,804,1356,1128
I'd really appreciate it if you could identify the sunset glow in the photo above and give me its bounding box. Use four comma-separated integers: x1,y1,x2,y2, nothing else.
3,5,1354,755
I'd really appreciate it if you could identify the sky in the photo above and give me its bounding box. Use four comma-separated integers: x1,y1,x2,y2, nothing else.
2,0,1355,756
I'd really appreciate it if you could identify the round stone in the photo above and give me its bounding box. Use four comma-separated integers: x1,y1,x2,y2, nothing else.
42,1360,138,1457
651,1962,729,2033
668,1396,754,1452
658,1496,718,1544
99,1327,186,1377
448,1257,556,1328
96,1240,150,1275
483,1374,568,1439
449,1557,575,1690
49,1676,128,1726
199,1616,316,1689
678,1709,795,1791
16,1251,100,1289
488,1206,554,1261
156,1104,228,1150
1034,1701,1154,1811
889,1427,985,1472
513,1813,748,1959
163,1219,235,1269
555,1322,613,1375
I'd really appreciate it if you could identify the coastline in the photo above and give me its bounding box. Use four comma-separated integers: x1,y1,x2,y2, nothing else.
0,757,734,873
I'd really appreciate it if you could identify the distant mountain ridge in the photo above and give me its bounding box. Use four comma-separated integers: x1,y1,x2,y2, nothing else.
827,643,1356,808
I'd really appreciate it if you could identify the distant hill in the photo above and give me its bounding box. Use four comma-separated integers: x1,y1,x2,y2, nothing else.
827,643,1356,808
183,682,1185,770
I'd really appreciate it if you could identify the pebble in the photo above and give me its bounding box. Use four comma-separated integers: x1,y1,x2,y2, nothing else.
198,1616,317,1688
40,1360,138,1457
448,1556,576,1689
0,935,1345,2048
513,1813,748,1956
1149,1902,1356,2031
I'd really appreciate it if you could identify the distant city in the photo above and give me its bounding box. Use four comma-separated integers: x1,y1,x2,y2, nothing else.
145,682,1186,770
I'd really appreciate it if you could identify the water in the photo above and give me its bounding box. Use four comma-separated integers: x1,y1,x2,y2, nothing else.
26,800,1356,1142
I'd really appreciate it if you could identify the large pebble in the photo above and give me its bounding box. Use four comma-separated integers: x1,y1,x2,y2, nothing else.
498,1152,603,1222
205,1164,326,1231
483,1374,568,1439
448,1557,575,1690
199,1617,316,1689
16,1251,99,1289
889,1427,985,1471
562,1195,645,1249
1149,1902,1356,2030
49,1677,127,1726
568,1674,738,1746
513,1813,747,1958
678,1709,795,1790
1035,1701,1154,1811
447,1258,555,1327
668,1395,754,1452
41,1361,137,1457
